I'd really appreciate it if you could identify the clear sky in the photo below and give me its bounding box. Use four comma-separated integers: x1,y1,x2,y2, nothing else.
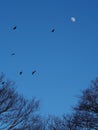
0,0,98,116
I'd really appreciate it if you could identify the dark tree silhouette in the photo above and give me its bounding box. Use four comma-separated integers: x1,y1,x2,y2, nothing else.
1,73,98,130
70,78,98,129
45,115,68,130
45,78,98,130
0,73,43,130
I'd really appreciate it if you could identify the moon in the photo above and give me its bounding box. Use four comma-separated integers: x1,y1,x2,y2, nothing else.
70,17,76,22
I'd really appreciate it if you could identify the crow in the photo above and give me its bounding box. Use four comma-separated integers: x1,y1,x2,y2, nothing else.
19,71,23,75
11,53,15,56
13,26,17,30
32,70,36,75
51,29,55,32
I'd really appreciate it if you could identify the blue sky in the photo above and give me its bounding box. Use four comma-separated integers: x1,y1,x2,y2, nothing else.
0,0,98,116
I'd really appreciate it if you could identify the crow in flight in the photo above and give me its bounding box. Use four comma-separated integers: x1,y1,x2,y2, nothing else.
32,70,36,75
13,26,17,30
51,29,55,32
11,53,15,56
19,71,23,75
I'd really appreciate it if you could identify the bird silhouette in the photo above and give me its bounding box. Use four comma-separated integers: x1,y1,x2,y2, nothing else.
11,53,15,56
32,70,36,75
51,29,55,32
13,26,17,30
19,71,23,75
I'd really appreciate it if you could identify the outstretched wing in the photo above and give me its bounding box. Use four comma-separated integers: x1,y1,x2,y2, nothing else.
51,29,55,32
13,26,17,30
32,70,36,75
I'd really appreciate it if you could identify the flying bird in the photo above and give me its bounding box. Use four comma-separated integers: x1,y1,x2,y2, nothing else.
32,70,36,75
51,29,55,32
13,26,17,30
19,71,23,75
11,53,15,56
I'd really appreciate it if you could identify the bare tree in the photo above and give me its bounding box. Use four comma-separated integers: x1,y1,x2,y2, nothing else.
0,73,43,130
44,115,68,130
1,73,98,130
71,78,98,129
